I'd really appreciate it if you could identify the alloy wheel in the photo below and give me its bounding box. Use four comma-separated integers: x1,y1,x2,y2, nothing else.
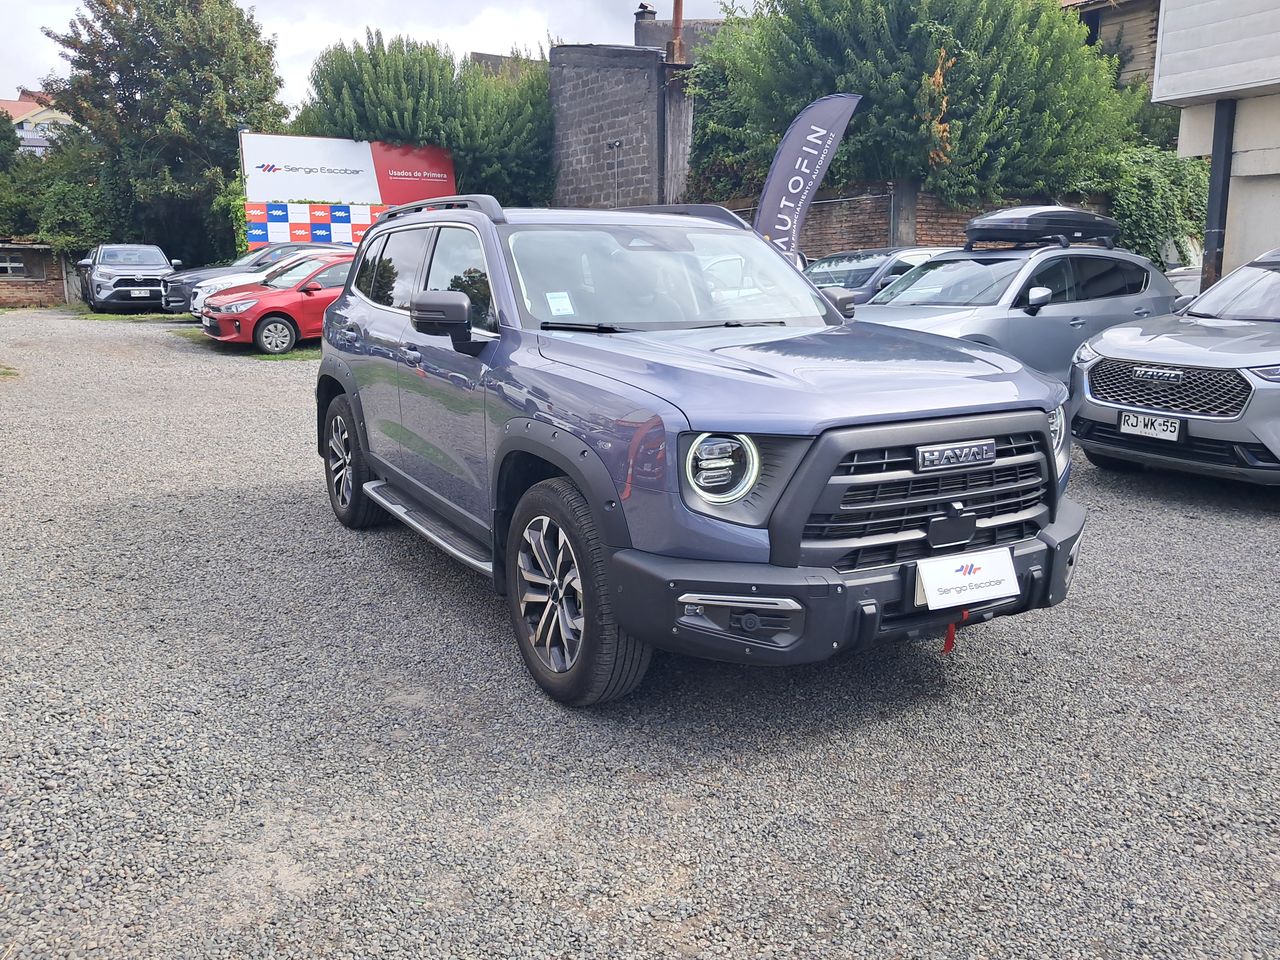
260,320,293,353
515,515,585,673
327,416,353,509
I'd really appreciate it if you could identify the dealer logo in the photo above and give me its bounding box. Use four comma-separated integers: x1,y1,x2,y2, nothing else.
916,439,998,472
255,163,281,173
1132,366,1184,384
955,563,982,576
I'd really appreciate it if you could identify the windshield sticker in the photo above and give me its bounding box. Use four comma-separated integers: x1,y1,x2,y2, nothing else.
546,291,575,317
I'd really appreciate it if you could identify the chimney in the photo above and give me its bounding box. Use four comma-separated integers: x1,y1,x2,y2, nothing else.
635,3,655,22
666,0,685,64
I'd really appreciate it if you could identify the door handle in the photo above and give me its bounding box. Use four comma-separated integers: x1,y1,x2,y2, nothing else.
1133,308,1151,318
1068,317,1086,327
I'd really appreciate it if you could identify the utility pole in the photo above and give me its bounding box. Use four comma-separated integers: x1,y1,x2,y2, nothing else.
605,139,623,208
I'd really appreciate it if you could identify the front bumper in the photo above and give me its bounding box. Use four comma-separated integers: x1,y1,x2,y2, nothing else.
610,497,1086,665
93,285,163,307
162,282,192,312
1072,368,1280,485
201,312,249,343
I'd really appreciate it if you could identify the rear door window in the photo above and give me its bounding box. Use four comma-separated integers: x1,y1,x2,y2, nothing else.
1071,256,1149,300
353,236,387,300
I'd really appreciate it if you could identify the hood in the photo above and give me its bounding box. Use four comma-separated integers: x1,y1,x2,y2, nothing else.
92,263,173,278
852,304,983,332
206,282,273,307
198,270,260,291
537,321,1063,435
169,264,243,285
1093,313,1280,368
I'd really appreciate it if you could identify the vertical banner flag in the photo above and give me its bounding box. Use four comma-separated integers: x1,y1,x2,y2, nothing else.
753,94,862,253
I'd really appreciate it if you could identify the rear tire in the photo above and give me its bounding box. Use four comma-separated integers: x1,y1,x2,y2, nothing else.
324,394,383,529
255,315,297,354
506,478,651,706
1084,448,1144,473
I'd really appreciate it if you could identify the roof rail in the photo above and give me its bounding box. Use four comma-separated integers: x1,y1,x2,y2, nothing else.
378,194,506,224
617,204,750,230
962,234,1117,252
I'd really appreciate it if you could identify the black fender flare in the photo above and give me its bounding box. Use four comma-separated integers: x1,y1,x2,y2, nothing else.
315,352,370,458
492,418,633,551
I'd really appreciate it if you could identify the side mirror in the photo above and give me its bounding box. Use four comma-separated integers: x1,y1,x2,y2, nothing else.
1025,286,1053,314
76,259,91,269
877,275,896,291
410,290,484,355
170,259,183,269
785,250,807,271
821,286,858,320
300,281,322,294
1172,294,1195,314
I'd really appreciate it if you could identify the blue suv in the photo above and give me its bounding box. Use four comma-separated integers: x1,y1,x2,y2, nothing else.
316,196,1086,705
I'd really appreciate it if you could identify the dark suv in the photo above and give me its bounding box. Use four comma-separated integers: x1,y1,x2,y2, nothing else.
316,196,1086,705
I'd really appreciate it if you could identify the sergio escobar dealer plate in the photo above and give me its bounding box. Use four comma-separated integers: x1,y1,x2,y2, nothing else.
914,547,1020,611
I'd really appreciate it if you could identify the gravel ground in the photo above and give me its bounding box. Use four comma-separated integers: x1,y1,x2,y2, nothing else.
1,308,1277,959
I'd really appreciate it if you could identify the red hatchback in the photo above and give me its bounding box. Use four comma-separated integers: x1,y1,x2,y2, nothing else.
202,251,355,354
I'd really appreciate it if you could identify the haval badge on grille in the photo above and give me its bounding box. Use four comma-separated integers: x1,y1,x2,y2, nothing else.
915,439,997,471
1132,366,1184,384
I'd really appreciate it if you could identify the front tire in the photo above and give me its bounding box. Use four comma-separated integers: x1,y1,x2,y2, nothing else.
1084,448,1145,473
255,315,297,354
324,394,383,529
507,478,650,706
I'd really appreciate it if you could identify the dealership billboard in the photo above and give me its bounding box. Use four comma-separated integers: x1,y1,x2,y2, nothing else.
240,132,456,207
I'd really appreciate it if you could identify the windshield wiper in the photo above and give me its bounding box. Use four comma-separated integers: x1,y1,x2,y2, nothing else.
690,320,787,329
540,321,639,333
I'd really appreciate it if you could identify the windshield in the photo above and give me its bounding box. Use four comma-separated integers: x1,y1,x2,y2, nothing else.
805,252,890,289
263,258,326,290
870,257,1023,307
99,246,168,267
1189,264,1280,321
501,225,833,330
231,250,260,266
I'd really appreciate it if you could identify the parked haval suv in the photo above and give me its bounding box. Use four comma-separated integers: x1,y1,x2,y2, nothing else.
316,196,1086,705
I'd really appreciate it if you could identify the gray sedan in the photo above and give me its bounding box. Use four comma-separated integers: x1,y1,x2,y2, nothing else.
1070,247,1280,485
856,245,1177,381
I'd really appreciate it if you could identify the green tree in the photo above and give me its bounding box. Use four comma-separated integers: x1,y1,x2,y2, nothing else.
0,112,19,174
41,0,287,264
689,0,1137,205
296,33,554,206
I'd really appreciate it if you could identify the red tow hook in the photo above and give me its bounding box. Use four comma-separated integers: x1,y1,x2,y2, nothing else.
942,608,970,655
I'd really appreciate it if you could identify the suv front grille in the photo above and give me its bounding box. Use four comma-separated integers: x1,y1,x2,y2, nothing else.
112,276,162,289
1088,358,1252,418
804,432,1051,573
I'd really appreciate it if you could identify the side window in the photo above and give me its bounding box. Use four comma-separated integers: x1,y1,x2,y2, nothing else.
312,262,352,289
1071,256,1149,300
887,256,921,278
425,227,497,333
355,230,429,309
353,236,386,300
1017,257,1075,306
263,247,294,263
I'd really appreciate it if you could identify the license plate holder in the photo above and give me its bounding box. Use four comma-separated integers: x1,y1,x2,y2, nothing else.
914,547,1019,611
130,289,149,298
1118,412,1181,441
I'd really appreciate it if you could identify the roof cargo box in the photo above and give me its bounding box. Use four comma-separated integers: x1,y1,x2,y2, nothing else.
965,205,1120,248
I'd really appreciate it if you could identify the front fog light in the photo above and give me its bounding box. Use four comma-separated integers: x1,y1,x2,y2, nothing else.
686,433,759,504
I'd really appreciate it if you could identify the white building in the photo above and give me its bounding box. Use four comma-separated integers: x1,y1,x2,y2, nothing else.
1154,0,1280,282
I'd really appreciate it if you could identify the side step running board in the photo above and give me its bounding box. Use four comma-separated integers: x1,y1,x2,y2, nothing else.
363,480,494,577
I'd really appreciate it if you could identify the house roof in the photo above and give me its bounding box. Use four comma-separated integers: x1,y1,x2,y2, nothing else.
0,98,41,123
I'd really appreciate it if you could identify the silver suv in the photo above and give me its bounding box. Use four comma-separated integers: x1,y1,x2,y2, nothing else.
855,208,1178,382
1070,248,1280,485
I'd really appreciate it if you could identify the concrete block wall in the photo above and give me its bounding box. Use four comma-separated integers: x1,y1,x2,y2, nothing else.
551,45,665,208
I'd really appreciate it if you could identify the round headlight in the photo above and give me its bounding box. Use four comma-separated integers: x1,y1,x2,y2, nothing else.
685,433,760,504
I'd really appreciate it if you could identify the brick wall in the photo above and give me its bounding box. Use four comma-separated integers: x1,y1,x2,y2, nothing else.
914,193,984,247
0,247,67,308
551,45,665,208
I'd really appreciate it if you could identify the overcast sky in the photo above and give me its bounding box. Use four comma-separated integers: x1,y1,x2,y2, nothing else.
4,1,727,110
